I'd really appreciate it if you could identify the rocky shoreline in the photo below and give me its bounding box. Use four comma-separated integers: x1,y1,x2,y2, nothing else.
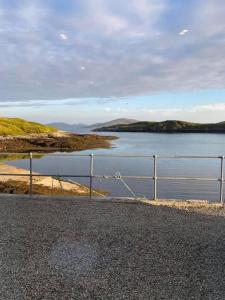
0,131,117,153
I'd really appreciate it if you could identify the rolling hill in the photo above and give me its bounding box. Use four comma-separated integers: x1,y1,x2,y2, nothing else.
0,118,56,136
94,120,225,133
46,122,87,133
87,118,138,130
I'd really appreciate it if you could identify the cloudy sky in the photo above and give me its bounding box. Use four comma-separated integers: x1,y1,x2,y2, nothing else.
1,0,225,123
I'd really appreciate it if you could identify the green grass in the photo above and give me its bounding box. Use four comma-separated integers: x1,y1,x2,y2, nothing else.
0,118,56,136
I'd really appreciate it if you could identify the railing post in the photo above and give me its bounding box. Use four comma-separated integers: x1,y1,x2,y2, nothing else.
89,154,94,198
153,155,157,200
29,152,33,197
220,156,224,204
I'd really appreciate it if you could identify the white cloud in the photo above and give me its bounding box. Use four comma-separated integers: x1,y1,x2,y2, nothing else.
190,103,225,112
17,1,49,30
139,103,225,123
59,33,68,40
192,0,225,37
1,0,225,100
132,0,167,21
104,107,112,111
179,29,189,36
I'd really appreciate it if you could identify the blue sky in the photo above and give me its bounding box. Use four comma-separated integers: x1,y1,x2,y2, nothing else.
1,0,225,123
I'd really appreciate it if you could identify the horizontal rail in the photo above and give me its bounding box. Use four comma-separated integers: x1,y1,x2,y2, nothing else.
156,155,222,159
0,173,222,182
0,174,90,178
93,175,154,179
0,152,224,159
0,153,91,157
158,176,220,181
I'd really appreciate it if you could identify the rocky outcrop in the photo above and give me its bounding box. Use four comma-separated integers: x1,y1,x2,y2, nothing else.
0,133,117,153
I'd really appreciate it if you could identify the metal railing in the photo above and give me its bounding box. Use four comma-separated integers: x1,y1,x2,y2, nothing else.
0,152,224,203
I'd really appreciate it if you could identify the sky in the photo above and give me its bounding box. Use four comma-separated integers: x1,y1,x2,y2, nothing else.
1,0,225,124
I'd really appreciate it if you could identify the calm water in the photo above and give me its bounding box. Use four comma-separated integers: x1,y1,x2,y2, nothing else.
6,132,225,201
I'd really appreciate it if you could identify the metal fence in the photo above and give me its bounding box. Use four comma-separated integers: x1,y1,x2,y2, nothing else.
0,153,224,203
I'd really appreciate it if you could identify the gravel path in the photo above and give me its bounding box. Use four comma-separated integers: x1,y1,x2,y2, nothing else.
0,196,225,299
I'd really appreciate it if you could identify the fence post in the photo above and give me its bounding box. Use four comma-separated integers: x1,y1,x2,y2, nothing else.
220,156,224,204
153,155,157,200
89,154,94,198
29,152,33,197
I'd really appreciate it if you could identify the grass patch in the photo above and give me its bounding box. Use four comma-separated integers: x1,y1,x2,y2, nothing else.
0,117,56,136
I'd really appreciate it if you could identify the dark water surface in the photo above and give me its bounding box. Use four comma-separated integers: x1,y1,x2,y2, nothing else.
6,132,225,201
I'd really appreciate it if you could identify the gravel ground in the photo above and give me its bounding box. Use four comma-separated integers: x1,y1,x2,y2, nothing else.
0,196,225,299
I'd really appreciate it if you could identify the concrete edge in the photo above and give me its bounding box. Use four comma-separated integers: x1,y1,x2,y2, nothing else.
0,193,223,208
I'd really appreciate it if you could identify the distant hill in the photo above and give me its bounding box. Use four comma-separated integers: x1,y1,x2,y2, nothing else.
87,118,138,130
46,122,87,133
0,118,56,136
48,119,138,133
94,120,225,133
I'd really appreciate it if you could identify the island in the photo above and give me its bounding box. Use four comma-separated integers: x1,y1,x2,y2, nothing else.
94,120,225,133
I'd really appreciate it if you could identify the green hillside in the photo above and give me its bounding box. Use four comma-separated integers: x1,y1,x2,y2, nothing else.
0,118,56,136
94,120,225,133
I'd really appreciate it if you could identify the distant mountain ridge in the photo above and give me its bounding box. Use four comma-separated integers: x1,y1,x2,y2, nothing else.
47,119,138,132
94,120,225,133
87,118,138,129
46,122,87,132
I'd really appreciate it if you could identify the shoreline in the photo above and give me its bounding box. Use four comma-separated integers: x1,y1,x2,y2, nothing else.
0,164,104,196
0,132,117,153
94,120,225,133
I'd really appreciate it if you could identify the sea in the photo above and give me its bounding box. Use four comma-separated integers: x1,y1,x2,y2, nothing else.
5,132,225,202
